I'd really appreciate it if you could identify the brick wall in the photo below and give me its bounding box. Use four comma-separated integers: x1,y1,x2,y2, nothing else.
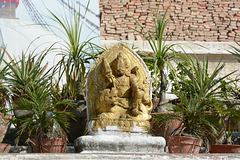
99,0,240,42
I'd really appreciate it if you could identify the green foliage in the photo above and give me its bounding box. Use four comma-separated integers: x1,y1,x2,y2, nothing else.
0,49,10,114
228,41,240,63
5,49,52,98
155,94,221,142
3,46,75,144
48,3,103,106
155,55,235,150
170,55,236,100
133,4,178,107
214,100,240,144
220,78,240,100
10,81,73,144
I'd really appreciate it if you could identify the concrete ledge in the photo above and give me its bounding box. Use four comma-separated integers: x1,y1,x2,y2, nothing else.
101,40,238,55
74,134,165,153
1,153,240,160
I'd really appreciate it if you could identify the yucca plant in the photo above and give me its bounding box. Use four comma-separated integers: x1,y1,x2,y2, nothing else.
48,2,103,105
4,50,53,102
47,2,103,143
10,81,73,147
0,49,10,114
155,55,235,152
224,41,240,100
0,49,11,145
154,92,222,150
175,55,236,145
133,5,180,112
170,55,236,100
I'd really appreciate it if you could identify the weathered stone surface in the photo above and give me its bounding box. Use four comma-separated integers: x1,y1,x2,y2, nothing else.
86,43,152,134
1,153,240,160
76,43,165,154
74,132,165,153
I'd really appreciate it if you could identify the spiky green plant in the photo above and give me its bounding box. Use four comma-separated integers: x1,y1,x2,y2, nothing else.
0,49,10,114
154,92,222,152
10,81,73,145
48,2,103,105
228,41,240,63
214,100,240,144
155,55,236,151
220,78,240,100
4,49,53,99
133,5,179,112
170,55,236,100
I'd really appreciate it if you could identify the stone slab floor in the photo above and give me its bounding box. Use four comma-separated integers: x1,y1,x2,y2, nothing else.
0,153,240,160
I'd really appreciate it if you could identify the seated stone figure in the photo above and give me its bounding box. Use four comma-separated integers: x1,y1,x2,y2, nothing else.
94,52,152,132
75,44,166,154
86,44,153,133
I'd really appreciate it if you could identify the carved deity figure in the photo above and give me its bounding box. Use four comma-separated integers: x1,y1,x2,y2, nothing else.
87,44,152,133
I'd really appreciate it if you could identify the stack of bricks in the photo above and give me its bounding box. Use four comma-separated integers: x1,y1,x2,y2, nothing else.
99,0,240,42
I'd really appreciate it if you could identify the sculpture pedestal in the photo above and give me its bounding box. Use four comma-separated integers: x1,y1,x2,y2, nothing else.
74,131,166,153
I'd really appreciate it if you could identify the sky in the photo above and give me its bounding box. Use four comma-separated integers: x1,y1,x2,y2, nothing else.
15,0,100,44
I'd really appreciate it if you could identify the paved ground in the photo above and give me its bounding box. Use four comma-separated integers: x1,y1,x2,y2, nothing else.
0,153,240,160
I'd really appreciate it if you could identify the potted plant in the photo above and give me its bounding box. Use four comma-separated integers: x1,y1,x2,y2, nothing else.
4,46,74,152
10,81,73,153
155,92,222,153
133,4,186,138
48,6,103,142
155,55,234,153
133,4,180,112
210,100,240,153
210,43,240,153
0,49,11,153
4,48,54,144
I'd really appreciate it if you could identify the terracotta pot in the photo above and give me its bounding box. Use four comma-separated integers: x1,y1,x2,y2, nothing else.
30,138,67,153
210,144,240,153
151,112,182,137
0,113,10,143
166,136,202,153
0,143,11,153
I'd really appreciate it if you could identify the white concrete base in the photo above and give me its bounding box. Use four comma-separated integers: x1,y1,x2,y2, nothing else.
74,132,166,153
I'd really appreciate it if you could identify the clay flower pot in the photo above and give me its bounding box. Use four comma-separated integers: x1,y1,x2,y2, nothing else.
0,143,11,153
210,144,240,153
151,112,182,137
30,138,67,153
166,136,202,153
0,113,11,153
0,113,10,143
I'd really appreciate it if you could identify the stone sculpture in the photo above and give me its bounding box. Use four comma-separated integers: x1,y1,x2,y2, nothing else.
75,44,165,153
87,44,152,133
